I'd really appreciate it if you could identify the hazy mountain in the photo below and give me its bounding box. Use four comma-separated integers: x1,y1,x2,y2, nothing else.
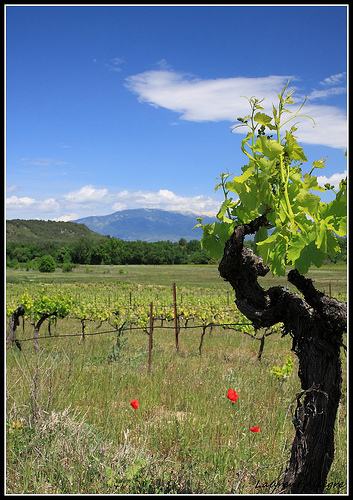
74,209,216,242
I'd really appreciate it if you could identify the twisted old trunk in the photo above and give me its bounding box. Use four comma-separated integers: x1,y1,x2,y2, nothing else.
219,215,347,494
6,305,25,350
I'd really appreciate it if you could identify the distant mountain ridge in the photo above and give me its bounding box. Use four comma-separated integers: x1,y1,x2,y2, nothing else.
74,208,216,242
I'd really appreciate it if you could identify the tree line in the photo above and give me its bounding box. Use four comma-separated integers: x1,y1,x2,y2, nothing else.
6,237,219,271
6,235,346,273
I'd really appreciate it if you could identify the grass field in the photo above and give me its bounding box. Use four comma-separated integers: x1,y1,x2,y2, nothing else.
5,265,347,494
6,263,347,294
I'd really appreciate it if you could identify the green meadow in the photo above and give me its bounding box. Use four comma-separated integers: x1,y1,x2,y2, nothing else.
6,262,347,293
6,265,347,494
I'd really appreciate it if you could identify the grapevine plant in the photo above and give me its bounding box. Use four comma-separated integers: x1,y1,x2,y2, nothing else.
196,81,346,275
196,82,347,494
6,288,74,352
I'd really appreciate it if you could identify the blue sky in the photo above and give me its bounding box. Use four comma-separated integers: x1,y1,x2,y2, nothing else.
5,4,347,222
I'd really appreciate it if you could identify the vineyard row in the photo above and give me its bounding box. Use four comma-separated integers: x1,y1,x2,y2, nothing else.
7,282,277,356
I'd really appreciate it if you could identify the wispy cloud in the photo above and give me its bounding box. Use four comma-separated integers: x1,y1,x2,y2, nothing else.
20,157,69,167
6,184,19,193
125,69,347,149
306,72,347,100
320,72,347,86
307,87,346,100
103,57,126,72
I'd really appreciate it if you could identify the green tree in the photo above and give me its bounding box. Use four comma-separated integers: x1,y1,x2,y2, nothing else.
186,239,201,254
174,242,188,264
188,249,210,264
38,255,56,273
71,237,92,264
129,240,146,264
198,82,347,493
57,245,72,263
12,245,32,263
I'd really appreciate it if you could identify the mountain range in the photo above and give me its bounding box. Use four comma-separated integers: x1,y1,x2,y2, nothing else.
74,209,216,242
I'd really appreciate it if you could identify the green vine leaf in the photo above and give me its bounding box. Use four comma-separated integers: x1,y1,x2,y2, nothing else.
200,82,347,277
255,136,283,160
283,131,307,162
254,111,273,126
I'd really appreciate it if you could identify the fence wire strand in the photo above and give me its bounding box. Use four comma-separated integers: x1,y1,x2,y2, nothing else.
11,321,257,343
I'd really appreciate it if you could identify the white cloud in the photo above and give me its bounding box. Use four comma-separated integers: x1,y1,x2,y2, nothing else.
125,71,291,122
111,202,126,212
52,213,80,222
290,104,347,149
38,198,60,211
6,186,222,220
111,188,220,216
6,195,60,219
6,177,346,222
125,69,347,149
62,185,109,204
6,195,36,208
316,170,347,190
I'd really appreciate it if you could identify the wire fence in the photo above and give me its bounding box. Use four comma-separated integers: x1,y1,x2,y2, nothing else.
6,283,277,362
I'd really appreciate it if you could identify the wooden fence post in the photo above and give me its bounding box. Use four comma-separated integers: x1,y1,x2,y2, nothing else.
173,283,179,351
148,302,153,373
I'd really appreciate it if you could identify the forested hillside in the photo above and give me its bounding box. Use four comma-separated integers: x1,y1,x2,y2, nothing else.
6,219,107,245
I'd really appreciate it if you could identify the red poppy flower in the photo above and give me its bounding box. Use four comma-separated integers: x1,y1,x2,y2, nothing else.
130,399,139,409
227,388,239,402
250,426,260,433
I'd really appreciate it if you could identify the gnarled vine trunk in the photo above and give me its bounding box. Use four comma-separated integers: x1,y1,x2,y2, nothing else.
6,305,25,350
219,216,347,494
